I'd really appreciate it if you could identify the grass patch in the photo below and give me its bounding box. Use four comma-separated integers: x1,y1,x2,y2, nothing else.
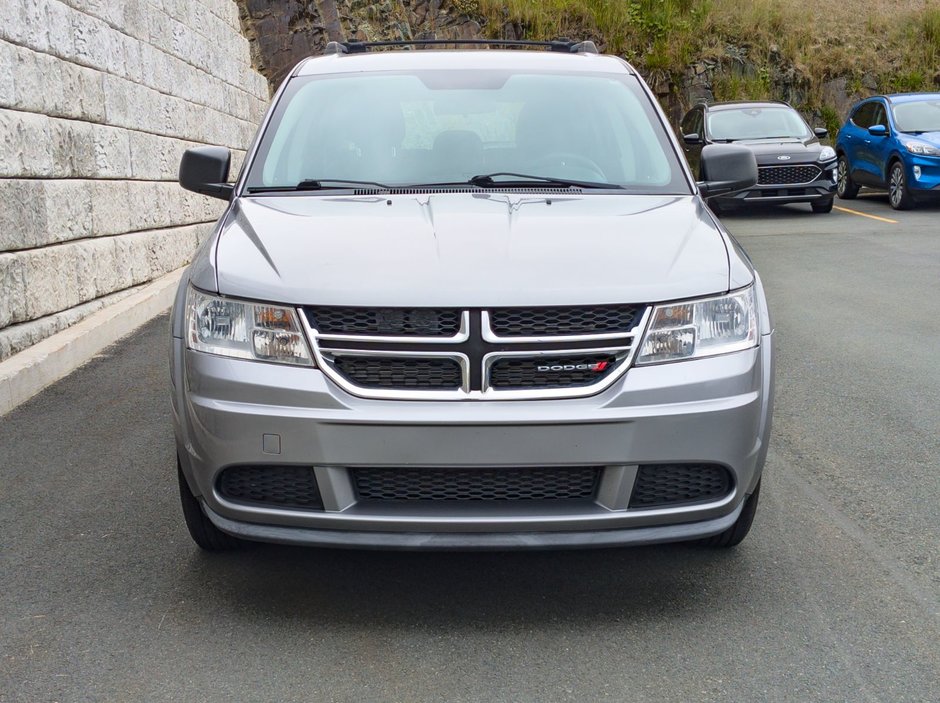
477,0,940,110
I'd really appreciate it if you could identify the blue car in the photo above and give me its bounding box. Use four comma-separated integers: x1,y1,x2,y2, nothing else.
836,93,940,209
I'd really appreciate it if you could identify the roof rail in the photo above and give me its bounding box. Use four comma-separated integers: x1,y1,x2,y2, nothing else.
324,39,599,55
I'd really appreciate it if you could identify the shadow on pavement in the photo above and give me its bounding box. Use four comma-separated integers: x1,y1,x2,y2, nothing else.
175,539,759,628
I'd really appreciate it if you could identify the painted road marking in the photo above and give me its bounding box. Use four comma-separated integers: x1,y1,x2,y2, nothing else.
834,206,898,224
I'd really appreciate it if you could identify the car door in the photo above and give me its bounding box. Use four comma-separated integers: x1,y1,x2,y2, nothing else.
865,102,893,185
854,101,890,186
841,101,876,184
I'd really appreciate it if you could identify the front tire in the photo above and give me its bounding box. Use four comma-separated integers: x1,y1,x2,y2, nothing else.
836,155,859,199
888,161,915,210
699,480,761,548
178,460,242,551
811,197,834,214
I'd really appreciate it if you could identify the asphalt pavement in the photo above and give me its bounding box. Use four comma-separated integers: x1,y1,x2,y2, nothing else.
1,193,938,702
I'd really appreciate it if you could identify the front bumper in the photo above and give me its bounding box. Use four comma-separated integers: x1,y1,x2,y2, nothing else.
171,335,774,549
719,163,837,206
905,154,940,194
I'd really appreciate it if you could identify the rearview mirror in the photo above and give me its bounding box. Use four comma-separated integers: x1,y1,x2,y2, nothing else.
179,146,233,200
683,133,702,145
697,144,758,199
868,125,888,137
814,127,828,138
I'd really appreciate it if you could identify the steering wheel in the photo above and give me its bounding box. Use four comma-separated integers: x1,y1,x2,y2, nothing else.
529,152,607,182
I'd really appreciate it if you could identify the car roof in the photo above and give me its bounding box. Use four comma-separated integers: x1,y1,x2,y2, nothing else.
703,101,792,111
294,49,635,76
882,92,940,104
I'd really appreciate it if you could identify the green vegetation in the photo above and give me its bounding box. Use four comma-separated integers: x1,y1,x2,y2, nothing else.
476,0,940,117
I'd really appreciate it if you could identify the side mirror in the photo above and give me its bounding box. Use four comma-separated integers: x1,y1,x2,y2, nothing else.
814,127,829,138
697,144,758,198
179,146,233,200
683,132,702,146
868,125,888,137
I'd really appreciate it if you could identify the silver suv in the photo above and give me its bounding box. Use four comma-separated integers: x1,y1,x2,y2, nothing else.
170,40,773,551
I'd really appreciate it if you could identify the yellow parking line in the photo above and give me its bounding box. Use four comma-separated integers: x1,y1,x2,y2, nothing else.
833,205,898,225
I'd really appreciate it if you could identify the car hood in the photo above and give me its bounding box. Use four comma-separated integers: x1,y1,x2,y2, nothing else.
900,130,940,146
212,193,737,307
730,137,824,165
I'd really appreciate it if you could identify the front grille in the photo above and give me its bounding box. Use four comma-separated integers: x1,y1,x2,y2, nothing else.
489,354,618,389
489,305,642,337
217,465,323,510
758,165,822,185
353,466,601,502
310,306,645,398
306,307,462,336
332,356,462,390
628,464,733,508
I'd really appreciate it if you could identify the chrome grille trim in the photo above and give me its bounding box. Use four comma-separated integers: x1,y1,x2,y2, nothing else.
300,306,651,401
314,310,471,344
481,347,633,397
319,348,473,398
481,310,644,343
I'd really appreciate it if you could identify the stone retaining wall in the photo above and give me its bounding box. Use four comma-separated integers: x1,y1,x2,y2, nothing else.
0,0,268,360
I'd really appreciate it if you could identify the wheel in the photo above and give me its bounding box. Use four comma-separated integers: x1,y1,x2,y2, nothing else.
888,161,915,210
699,480,761,548
178,459,242,551
836,155,859,199
811,197,834,214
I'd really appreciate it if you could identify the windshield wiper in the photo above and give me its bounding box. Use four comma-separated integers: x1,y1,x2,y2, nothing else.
247,178,392,193
466,172,621,189
716,136,798,142
247,173,622,194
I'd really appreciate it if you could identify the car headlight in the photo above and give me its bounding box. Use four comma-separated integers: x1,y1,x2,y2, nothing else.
818,146,836,162
636,286,758,365
904,140,940,156
186,287,313,366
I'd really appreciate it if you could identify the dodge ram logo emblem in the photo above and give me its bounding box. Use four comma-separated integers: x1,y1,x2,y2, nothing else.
537,361,609,373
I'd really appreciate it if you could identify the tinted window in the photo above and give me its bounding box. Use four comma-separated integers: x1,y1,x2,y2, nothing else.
681,109,701,136
851,102,876,129
245,70,690,194
871,104,887,129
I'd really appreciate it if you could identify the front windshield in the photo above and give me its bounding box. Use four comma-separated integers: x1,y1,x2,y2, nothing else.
244,69,689,193
892,98,940,133
707,106,812,141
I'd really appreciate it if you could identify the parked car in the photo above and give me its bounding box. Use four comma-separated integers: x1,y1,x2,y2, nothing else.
171,39,773,552
680,101,837,213
835,93,940,209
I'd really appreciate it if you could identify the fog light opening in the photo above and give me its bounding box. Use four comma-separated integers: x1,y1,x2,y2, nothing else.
913,165,922,181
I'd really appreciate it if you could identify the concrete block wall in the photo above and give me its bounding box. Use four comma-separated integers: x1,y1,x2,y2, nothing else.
0,0,268,360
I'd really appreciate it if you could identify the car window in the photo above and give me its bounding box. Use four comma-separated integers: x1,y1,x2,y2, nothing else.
246,70,690,194
871,104,888,129
706,106,811,140
892,98,940,133
851,102,876,129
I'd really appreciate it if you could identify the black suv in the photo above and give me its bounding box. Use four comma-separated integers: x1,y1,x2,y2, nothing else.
680,101,837,213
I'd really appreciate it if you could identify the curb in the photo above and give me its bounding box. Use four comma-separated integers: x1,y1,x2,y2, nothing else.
0,267,185,417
